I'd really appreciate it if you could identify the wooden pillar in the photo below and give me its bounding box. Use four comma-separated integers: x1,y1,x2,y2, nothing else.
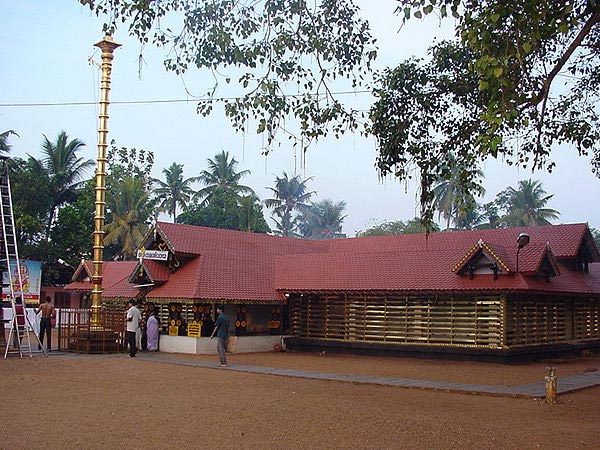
545,366,557,404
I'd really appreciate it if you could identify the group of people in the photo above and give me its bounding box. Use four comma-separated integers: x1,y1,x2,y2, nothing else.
125,300,230,366
8,296,230,365
125,299,160,357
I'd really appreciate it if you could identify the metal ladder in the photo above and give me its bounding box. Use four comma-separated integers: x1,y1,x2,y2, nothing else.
0,157,44,358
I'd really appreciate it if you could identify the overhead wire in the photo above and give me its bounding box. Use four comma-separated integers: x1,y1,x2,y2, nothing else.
0,90,373,108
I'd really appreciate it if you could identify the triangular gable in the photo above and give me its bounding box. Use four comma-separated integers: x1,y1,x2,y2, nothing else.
571,225,600,272
129,259,171,286
71,259,93,283
139,225,176,255
66,261,138,298
518,242,560,278
137,224,188,273
452,239,510,279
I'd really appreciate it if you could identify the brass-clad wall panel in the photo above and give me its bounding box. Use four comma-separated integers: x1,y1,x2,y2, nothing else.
574,299,600,340
505,296,569,347
290,294,504,348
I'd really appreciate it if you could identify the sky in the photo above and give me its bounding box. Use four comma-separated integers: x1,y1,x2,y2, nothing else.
1,0,599,237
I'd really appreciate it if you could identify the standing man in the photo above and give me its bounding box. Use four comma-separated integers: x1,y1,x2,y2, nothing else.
36,296,55,352
125,299,142,357
210,305,229,367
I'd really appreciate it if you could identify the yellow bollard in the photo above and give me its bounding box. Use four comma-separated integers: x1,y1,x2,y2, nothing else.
545,366,557,404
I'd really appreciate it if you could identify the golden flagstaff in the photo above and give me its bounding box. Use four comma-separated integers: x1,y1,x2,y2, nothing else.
91,36,121,329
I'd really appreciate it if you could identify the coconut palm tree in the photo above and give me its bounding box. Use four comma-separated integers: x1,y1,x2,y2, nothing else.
299,199,347,239
499,179,560,226
194,150,253,205
30,131,94,236
432,153,485,230
104,177,152,259
151,162,197,220
0,130,18,154
265,172,315,237
238,194,271,233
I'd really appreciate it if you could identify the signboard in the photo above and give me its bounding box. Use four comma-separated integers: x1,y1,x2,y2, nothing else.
136,249,169,261
2,259,42,305
187,321,202,338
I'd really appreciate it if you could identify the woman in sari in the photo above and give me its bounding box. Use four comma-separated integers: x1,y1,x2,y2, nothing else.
146,309,160,351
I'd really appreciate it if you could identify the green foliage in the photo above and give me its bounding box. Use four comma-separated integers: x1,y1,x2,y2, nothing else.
389,0,600,227
0,130,18,154
299,199,347,239
104,176,153,259
194,150,253,205
356,218,440,237
79,0,377,150
30,131,94,236
495,179,560,226
177,187,239,230
238,194,271,234
591,227,600,251
49,179,95,262
265,172,315,237
178,189,270,233
9,153,93,285
151,162,197,219
370,42,487,231
104,142,155,259
8,157,52,253
432,152,486,230
107,140,154,183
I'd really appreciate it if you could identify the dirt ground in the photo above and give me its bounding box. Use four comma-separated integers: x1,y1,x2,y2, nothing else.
2,350,600,450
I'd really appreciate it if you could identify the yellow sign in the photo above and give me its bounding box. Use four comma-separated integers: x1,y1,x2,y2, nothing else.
187,321,202,337
169,325,179,336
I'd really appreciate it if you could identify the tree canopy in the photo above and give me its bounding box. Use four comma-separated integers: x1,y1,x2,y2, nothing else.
0,130,18,154
178,189,270,233
79,0,600,230
151,162,197,220
265,172,315,237
356,218,440,237
377,0,600,228
194,150,253,204
79,0,377,149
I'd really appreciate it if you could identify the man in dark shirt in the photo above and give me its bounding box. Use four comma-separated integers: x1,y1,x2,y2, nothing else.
210,306,229,367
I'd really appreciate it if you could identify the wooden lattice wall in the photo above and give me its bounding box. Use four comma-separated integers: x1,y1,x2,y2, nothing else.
574,299,600,341
290,294,600,351
290,294,505,348
504,296,568,347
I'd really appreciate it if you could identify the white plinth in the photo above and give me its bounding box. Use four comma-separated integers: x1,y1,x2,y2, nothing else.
158,335,285,354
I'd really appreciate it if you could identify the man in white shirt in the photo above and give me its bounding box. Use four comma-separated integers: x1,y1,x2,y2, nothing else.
125,299,142,357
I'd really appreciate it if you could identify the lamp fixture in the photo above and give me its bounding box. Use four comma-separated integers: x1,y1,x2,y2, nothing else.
516,233,531,273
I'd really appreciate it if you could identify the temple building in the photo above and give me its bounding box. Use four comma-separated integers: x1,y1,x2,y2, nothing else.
67,222,600,361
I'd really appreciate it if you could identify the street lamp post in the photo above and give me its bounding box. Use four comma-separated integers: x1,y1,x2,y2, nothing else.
91,36,121,330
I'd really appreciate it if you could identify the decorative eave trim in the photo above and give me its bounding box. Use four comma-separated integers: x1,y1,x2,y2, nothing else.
71,259,93,282
139,223,176,255
452,239,510,274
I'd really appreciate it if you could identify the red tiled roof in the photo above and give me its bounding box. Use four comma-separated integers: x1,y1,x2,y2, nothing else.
65,261,138,299
275,223,600,295
66,223,600,301
132,259,171,284
326,223,595,259
142,222,328,302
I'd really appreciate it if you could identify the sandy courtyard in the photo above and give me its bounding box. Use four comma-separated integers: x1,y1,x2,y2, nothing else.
1,350,599,450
